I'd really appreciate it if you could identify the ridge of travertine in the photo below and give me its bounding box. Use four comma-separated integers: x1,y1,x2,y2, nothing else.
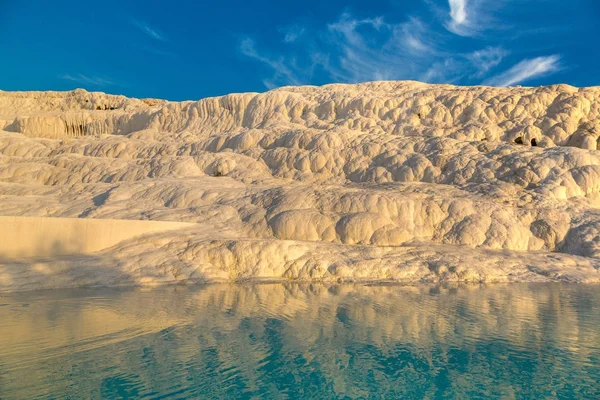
2,81,600,291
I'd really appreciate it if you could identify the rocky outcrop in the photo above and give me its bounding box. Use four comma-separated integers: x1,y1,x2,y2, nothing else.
1,82,600,290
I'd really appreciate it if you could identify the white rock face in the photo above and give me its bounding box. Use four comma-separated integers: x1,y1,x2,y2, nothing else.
1,81,600,290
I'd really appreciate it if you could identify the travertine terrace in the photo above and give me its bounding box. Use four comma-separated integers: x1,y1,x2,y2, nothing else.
2,81,600,291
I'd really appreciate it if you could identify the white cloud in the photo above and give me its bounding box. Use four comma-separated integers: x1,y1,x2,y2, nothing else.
449,0,468,25
60,74,114,86
421,58,462,84
240,14,435,88
483,55,561,87
468,46,508,77
446,0,476,36
240,38,302,88
280,25,306,43
133,20,167,42
238,7,564,90
443,0,509,37
320,14,437,83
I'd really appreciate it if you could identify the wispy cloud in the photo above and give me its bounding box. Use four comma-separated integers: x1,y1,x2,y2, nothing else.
483,55,561,87
240,38,302,89
468,46,508,77
280,25,306,43
445,0,477,36
60,74,114,86
421,58,463,84
241,14,430,87
322,14,437,83
443,0,508,37
449,0,468,25
133,20,167,42
238,2,567,90
240,12,514,89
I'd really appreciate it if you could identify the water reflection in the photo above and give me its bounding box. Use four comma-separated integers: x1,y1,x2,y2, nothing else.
0,283,599,399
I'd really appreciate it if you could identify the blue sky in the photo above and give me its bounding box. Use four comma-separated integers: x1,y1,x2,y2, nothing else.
1,0,599,100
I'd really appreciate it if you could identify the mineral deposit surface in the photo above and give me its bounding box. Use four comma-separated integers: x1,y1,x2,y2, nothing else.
2,81,600,290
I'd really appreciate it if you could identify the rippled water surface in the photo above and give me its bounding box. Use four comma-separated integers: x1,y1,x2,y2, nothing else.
1,283,599,399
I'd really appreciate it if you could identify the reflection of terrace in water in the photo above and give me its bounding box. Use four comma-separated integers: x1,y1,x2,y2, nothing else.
0,283,599,398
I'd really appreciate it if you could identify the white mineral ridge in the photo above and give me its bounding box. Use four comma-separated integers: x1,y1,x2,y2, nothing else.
1,81,600,291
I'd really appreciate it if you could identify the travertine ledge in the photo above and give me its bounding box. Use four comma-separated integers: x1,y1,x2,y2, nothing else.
0,216,194,258
1,81,600,291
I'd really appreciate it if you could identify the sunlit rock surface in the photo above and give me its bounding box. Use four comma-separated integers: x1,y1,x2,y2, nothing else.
2,81,600,290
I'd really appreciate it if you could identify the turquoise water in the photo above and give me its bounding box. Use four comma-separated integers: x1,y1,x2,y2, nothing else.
0,284,599,399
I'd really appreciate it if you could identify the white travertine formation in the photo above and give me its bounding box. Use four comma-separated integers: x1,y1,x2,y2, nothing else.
0,216,194,258
1,81,600,290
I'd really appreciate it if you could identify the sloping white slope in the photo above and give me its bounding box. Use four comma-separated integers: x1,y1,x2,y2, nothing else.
1,81,600,291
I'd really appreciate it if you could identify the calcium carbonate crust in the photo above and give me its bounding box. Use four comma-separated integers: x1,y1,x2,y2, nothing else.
1,81,600,291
